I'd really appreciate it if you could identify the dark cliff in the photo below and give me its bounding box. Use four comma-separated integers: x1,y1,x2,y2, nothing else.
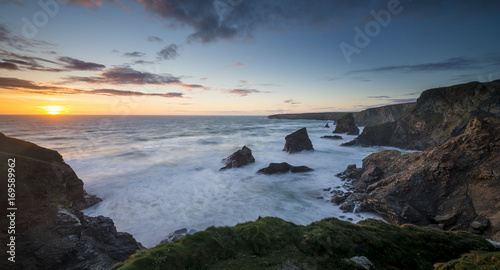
352,81,500,150
0,132,143,270
336,117,500,241
356,103,415,126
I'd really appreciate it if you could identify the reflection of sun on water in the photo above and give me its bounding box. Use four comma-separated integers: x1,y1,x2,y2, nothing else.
43,106,65,115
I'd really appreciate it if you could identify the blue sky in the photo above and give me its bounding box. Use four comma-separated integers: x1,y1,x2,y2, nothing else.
1,0,499,115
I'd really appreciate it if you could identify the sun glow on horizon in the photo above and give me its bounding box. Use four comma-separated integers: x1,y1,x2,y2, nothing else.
43,106,66,115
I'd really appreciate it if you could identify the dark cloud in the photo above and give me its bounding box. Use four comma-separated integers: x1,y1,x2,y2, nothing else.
350,57,477,74
63,0,113,9
89,88,183,98
123,51,146,58
147,36,163,42
0,77,46,90
0,76,184,98
58,56,106,71
133,60,155,65
65,67,183,85
0,61,19,70
0,49,65,72
225,88,263,96
64,0,500,44
157,44,179,60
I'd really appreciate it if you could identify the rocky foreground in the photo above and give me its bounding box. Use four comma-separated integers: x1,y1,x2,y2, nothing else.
335,117,500,242
0,132,143,270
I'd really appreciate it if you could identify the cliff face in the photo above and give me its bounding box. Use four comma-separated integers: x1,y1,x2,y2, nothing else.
354,81,500,150
336,117,500,241
0,132,143,270
356,103,414,126
267,103,415,127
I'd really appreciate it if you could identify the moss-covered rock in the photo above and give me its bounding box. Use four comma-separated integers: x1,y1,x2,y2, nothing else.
112,217,493,270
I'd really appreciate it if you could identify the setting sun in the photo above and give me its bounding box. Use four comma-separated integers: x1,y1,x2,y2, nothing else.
43,106,65,115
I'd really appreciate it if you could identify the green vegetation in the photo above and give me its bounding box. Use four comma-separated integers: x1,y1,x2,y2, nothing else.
111,217,493,270
434,251,500,270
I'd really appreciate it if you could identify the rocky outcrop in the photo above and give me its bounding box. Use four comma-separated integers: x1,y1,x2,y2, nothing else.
257,162,313,174
349,81,500,150
283,128,314,153
356,103,415,127
335,117,500,241
220,146,255,170
333,113,360,135
321,135,343,140
0,133,143,270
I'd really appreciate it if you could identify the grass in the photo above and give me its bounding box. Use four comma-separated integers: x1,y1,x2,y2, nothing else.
434,251,500,270
111,217,493,270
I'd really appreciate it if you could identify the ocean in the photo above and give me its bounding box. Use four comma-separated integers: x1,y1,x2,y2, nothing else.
0,115,403,247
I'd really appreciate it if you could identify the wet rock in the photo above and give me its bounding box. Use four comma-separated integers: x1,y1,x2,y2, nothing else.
283,128,314,153
257,162,313,175
321,135,343,140
350,256,376,270
341,139,357,146
160,228,196,244
333,113,360,135
324,123,330,128
220,146,255,170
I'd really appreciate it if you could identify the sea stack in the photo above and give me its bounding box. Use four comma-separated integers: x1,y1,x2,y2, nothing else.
283,128,314,153
333,113,360,135
220,146,255,170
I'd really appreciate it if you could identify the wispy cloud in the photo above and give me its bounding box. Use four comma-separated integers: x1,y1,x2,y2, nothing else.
284,99,300,105
147,36,163,42
58,56,106,71
64,66,209,90
0,24,52,51
0,49,65,72
123,51,146,58
368,96,391,99
225,88,264,96
65,67,182,85
230,62,244,66
0,76,184,98
349,57,477,74
157,44,179,60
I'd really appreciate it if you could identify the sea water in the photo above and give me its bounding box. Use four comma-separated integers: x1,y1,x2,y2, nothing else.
0,115,402,247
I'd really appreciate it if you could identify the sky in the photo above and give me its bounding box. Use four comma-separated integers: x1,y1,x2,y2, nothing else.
0,0,499,115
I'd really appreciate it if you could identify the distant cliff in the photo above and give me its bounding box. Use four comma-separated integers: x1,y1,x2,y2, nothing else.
267,103,414,127
352,81,500,150
268,112,353,121
0,132,143,270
